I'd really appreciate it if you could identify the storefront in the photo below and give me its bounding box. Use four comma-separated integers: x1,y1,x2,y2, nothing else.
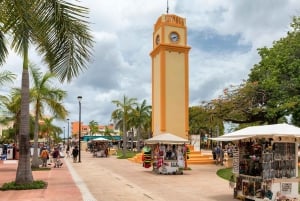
143,133,189,175
212,124,300,201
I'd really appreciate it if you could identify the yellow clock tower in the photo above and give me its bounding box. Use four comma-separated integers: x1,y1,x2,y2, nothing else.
150,14,191,139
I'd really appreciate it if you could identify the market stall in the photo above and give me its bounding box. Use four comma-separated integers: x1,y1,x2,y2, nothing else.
90,137,111,157
143,133,189,175
211,123,300,201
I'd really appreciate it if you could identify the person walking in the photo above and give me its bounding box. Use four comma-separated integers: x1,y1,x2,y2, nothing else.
72,146,79,163
66,145,70,158
215,145,221,165
40,148,49,167
52,147,60,168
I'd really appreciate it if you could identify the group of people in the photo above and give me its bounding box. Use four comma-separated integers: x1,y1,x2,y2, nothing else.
39,144,80,168
40,146,63,168
212,145,225,165
212,144,236,166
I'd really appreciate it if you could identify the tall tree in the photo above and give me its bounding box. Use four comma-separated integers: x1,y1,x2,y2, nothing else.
111,95,137,157
88,120,99,135
209,83,269,125
0,88,21,144
128,100,151,152
29,65,68,168
39,116,62,147
0,70,15,86
248,16,300,124
204,16,300,127
0,1,93,184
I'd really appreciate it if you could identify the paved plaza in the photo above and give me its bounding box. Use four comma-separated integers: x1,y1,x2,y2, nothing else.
0,151,234,201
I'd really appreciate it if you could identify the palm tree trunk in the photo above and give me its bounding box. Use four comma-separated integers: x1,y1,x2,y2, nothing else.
31,107,40,168
137,127,141,152
15,48,33,183
122,115,127,157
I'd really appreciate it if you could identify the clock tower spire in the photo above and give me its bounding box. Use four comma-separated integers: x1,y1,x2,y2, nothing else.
166,0,169,14
150,13,191,139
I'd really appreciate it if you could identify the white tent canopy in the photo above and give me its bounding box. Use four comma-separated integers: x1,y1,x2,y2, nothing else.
145,133,189,144
211,123,300,141
92,137,111,142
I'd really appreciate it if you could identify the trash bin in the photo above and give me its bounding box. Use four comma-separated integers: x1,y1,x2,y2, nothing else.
7,148,13,159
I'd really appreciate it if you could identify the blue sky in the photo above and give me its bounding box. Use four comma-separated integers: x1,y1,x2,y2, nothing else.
2,0,300,131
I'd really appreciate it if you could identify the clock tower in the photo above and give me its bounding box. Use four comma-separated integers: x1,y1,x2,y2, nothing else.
150,14,191,139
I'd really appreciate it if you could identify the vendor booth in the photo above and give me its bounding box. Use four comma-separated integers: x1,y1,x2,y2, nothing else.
143,133,189,175
90,137,111,157
211,123,300,201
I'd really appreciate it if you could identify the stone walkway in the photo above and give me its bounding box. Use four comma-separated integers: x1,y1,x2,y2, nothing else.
0,151,234,201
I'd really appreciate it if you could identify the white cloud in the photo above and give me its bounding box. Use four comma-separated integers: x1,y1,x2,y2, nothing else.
1,0,300,131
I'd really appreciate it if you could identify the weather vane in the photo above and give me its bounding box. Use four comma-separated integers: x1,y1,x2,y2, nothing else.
166,0,169,14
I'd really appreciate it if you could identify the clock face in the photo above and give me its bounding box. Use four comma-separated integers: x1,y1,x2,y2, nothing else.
156,35,160,45
170,32,179,42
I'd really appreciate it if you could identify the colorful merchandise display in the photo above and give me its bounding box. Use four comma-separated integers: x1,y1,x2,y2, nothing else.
232,138,299,201
142,144,187,175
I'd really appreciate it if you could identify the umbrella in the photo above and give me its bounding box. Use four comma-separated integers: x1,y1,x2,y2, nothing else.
145,133,188,144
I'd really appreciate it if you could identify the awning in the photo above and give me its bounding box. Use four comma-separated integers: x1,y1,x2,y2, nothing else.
92,137,112,142
209,136,251,141
145,133,188,144
211,123,300,142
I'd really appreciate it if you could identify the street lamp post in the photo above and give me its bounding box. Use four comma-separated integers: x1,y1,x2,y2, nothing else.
63,126,65,146
67,118,70,146
78,96,82,163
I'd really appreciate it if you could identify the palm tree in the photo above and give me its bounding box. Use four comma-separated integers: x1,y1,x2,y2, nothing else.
0,88,21,144
0,1,93,184
103,126,113,140
128,100,151,152
29,65,68,168
0,70,16,136
40,117,62,148
111,95,137,157
0,70,15,86
88,120,99,136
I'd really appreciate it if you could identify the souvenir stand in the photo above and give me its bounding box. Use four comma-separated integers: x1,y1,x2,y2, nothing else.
90,137,111,157
212,124,300,201
143,133,189,175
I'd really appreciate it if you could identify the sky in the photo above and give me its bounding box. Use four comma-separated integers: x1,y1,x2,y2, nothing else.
2,0,300,132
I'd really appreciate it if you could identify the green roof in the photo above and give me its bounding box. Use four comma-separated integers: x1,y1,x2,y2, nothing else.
82,135,121,142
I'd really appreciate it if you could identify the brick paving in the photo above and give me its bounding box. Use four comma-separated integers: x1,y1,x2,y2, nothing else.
0,151,234,201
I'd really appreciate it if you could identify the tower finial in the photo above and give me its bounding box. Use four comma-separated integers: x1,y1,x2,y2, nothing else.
166,0,169,14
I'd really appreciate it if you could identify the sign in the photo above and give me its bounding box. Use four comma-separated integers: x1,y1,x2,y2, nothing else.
232,147,239,174
281,183,292,194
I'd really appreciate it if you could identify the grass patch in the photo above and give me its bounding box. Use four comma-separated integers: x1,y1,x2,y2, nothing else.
116,149,139,159
179,167,192,171
216,168,233,181
0,180,47,191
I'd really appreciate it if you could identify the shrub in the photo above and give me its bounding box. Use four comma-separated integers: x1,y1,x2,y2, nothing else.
0,180,47,191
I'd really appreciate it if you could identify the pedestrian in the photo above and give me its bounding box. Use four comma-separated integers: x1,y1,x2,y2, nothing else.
72,146,79,163
215,145,221,165
212,147,216,160
52,147,60,168
220,148,224,166
40,148,49,167
66,145,70,158
105,147,109,157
